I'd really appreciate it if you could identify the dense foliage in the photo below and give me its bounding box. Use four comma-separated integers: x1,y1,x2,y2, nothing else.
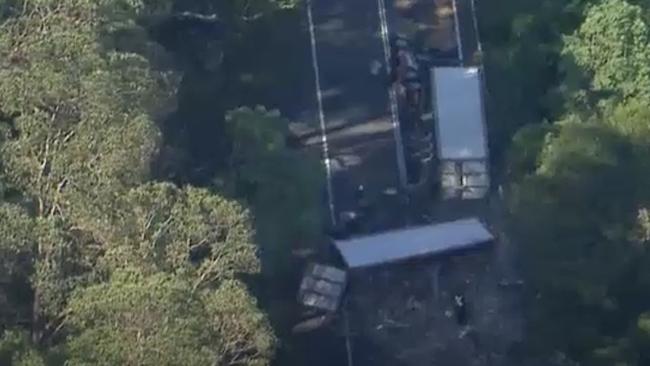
224,107,324,275
0,0,317,365
5,0,649,364
486,0,650,364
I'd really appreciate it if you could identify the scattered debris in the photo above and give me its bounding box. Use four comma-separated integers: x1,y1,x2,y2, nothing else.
454,294,468,325
376,317,410,330
458,325,472,339
445,309,454,318
298,263,347,313
406,296,423,311
369,60,383,75
498,279,525,288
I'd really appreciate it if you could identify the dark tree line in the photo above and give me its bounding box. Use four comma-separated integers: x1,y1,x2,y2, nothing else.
480,0,650,364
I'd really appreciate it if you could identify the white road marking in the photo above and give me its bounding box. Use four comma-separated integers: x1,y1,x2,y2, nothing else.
306,0,337,226
377,0,408,189
452,0,464,64
470,0,482,53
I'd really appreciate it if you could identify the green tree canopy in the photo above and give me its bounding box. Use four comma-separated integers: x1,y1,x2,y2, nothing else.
201,279,276,366
0,0,170,219
0,0,171,345
65,270,219,366
0,329,48,366
563,0,650,102
0,3,279,365
484,0,650,364
509,116,650,362
66,270,275,366
97,183,261,289
606,97,650,143
224,107,324,274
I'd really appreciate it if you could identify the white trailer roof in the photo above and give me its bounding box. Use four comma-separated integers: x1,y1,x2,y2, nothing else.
334,218,493,268
432,67,487,160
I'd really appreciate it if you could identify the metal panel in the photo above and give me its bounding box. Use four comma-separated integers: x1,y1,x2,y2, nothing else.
431,67,487,160
462,161,487,174
298,263,347,312
441,161,459,174
334,218,493,268
462,173,489,187
441,172,461,188
300,292,338,312
311,263,347,283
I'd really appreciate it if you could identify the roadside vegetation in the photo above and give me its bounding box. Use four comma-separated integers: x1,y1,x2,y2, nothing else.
479,0,650,364
0,0,320,365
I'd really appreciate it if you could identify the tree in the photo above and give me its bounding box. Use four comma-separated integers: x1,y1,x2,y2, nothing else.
506,122,557,180
491,0,650,364
224,107,324,275
202,280,276,366
0,205,35,329
65,270,217,366
0,1,280,365
509,118,650,362
476,0,598,162
606,97,650,144
0,0,172,344
93,183,260,290
563,0,650,102
65,270,275,366
0,0,169,217
0,204,34,283
0,329,49,366
151,0,306,183
60,182,276,365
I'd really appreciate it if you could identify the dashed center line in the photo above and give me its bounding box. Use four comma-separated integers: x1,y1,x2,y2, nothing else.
306,0,337,226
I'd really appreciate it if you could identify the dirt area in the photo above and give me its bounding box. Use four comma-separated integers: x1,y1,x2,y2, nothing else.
344,195,524,366
390,0,457,52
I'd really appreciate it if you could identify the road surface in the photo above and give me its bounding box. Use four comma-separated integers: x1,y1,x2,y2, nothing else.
307,0,406,227
455,0,480,65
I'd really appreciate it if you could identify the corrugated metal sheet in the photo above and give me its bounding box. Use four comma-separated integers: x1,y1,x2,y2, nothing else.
310,264,346,283
463,174,489,187
334,218,493,268
439,159,489,200
298,264,347,312
432,67,487,160
462,161,487,174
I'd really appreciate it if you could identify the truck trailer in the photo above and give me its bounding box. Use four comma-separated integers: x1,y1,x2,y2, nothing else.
431,66,489,199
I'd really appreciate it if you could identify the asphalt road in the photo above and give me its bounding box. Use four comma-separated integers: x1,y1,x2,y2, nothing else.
308,0,402,225
296,0,481,227
455,0,480,65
